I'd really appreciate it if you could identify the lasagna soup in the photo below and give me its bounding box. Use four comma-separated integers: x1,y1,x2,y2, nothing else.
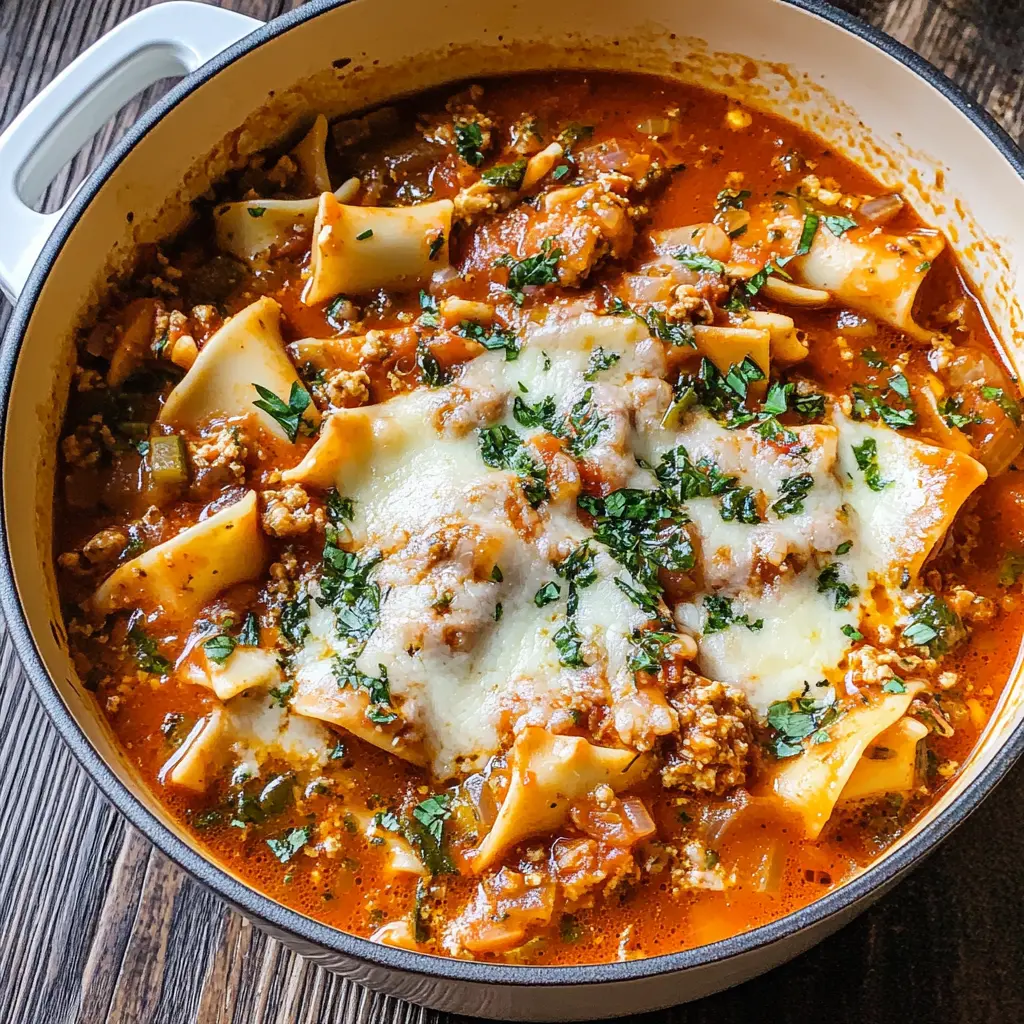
55,72,1024,963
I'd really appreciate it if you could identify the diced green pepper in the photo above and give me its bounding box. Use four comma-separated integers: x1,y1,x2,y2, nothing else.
149,435,190,489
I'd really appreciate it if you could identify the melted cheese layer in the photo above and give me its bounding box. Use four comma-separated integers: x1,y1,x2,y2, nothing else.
277,313,985,775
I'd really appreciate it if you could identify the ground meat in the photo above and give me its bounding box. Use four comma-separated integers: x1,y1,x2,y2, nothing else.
453,181,501,224
944,584,996,624
846,644,935,686
82,528,128,566
661,672,757,796
61,415,116,468
266,552,301,601
189,425,250,497
550,837,637,906
667,284,713,324
261,484,316,537
670,840,733,893
317,368,370,409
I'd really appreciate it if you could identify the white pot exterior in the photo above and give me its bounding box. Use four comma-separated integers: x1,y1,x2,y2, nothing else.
2,1,1023,1018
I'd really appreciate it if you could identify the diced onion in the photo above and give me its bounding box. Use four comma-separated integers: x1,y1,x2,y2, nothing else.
620,797,657,840
637,117,673,137
621,273,675,304
858,193,905,225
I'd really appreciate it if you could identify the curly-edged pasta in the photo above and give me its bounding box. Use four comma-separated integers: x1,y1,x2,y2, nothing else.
303,192,453,303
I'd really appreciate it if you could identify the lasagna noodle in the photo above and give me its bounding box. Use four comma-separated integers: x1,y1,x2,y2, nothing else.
91,490,267,619
158,296,320,442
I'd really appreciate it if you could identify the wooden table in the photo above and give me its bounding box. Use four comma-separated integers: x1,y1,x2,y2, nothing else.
2,1,1023,1021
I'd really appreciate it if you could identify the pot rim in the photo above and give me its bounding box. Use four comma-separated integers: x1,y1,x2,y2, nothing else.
2,0,1024,991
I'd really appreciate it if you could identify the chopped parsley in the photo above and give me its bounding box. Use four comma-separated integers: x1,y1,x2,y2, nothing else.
882,678,907,694
203,633,237,665
428,232,445,260
555,540,598,616
902,592,966,655
702,594,763,634
412,793,452,848
835,540,853,556
534,581,561,607
376,805,455,874
318,535,382,649
999,552,1024,587
887,371,911,400
334,657,394,723
128,621,170,675
417,289,440,328
772,474,814,518
766,694,840,758
674,247,725,274
724,357,766,402
558,122,594,152
655,445,761,524
355,228,373,241
607,297,696,348
454,121,485,166
938,396,979,430
495,237,562,304
481,157,527,189
656,446,737,500
850,381,916,429
513,393,557,429
553,387,607,457
861,348,888,368
416,341,450,387
582,347,621,381
981,385,1023,425
267,825,313,864
733,259,793,308
553,620,587,667
477,424,548,506
816,562,860,610
628,629,679,672
579,488,693,613
822,214,857,236
252,381,314,443
852,437,891,492
719,486,761,524
325,489,355,525
247,206,266,218
279,597,310,647
841,623,864,641
325,295,351,330
268,682,294,708
237,612,261,648
795,211,820,255
458,320,520,361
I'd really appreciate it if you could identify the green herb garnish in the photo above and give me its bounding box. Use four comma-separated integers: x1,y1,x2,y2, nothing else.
481,157,527,189
852,437,891,492
267,825,313,863
816,562,860,610
252,381,314,443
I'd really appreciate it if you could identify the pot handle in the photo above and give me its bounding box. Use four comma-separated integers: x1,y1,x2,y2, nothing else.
0,1,264,304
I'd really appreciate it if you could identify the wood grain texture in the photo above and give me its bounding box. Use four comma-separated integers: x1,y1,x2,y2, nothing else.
1,1,1023,1021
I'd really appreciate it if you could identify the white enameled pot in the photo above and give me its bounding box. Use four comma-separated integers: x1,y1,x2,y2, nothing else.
1,1,1023,1019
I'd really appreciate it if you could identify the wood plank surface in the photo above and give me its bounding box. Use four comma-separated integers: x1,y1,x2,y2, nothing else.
1,1,1023,1021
